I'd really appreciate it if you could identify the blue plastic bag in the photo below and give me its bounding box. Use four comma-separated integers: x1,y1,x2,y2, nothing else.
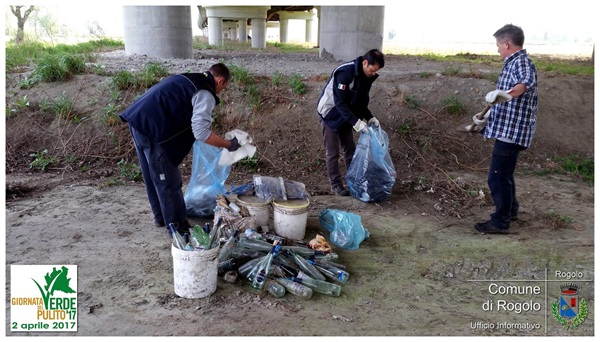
346,126,396,202
319,209,370,250
184,141,231,217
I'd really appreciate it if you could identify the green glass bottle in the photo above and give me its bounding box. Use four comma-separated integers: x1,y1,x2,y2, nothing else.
274,277,313,299
250,242,281,290
288,250,326,281
294,272,342,297
314,264,349,284
217,230,239,262
265,280,286,298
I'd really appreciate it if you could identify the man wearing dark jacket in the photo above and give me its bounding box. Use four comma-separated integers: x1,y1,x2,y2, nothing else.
317,49,385,196
119,63,239,233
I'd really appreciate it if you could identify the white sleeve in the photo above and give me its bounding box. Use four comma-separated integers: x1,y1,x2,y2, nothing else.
191,90,216,142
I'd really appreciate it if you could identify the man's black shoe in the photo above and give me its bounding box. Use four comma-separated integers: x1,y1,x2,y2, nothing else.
331,184,350,196
474,221,510,234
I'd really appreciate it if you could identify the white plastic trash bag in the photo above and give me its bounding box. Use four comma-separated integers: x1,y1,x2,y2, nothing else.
218,129,257,166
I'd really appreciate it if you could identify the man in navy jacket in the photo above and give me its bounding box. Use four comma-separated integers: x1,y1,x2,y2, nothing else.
317,49,385,196
119,63,239,233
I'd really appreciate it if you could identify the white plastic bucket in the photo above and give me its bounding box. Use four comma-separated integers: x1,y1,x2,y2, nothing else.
171,245,219,299
236,195,272,230
272,199,310,240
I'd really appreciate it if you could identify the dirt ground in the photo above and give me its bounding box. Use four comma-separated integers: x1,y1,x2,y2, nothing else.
4,47,595,337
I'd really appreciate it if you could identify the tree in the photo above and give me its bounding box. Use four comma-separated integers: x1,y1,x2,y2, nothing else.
10,5,36,43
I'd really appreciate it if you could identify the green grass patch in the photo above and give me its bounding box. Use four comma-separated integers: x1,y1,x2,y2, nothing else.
534,58,594,76
555,155,594,182
288,73,306,95
530,154,594,183
246,83,262,113
441,95,466,116
227,63,266,112
441,65,461,76
271,71,283,87
545,209,576,229
419,52,592,76
6,38,123,73
110,62,169,91
8,95,30,116
404,95,421,109
228,64,254,86
29,150,58,171
117,159,142,181
112,70,136,90
39,92,75,120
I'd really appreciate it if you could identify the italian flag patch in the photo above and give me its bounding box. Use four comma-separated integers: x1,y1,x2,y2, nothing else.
337,83,346,90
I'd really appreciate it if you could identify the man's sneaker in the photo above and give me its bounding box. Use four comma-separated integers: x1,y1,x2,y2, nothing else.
474,221,510,235
155,220,165,227
331,184,350,196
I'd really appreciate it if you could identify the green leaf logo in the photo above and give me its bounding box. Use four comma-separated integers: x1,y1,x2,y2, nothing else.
32,266,76,309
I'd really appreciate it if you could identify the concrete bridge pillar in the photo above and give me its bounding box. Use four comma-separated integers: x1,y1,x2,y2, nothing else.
305,19,314,43
279,19,289,43
123,6,193,59
207,16,223,45
319,6,384,61
315,7,321,47
223,22,237,41
204,6,270,48
238,20,248,42
278,10,317,44
251,18,267,48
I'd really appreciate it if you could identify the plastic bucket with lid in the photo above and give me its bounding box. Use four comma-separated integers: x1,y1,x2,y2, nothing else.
171,245,219,299
272,198,310,240
236,195,272,230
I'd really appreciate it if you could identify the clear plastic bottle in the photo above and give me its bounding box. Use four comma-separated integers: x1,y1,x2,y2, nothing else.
274,277,313,299
294,272,342,297
217,230,239,262
288,250,326,281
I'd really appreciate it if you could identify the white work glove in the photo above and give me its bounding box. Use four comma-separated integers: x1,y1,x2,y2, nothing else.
353,119,368,133
368,117,380,127
485,90,512,105
472,109,491,126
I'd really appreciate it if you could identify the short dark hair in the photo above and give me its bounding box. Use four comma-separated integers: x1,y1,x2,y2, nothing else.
494,24,525,47
209,63,231,83
363,49,385,68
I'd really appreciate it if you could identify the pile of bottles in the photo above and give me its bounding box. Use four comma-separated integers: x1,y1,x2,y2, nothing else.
217,227,350,299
